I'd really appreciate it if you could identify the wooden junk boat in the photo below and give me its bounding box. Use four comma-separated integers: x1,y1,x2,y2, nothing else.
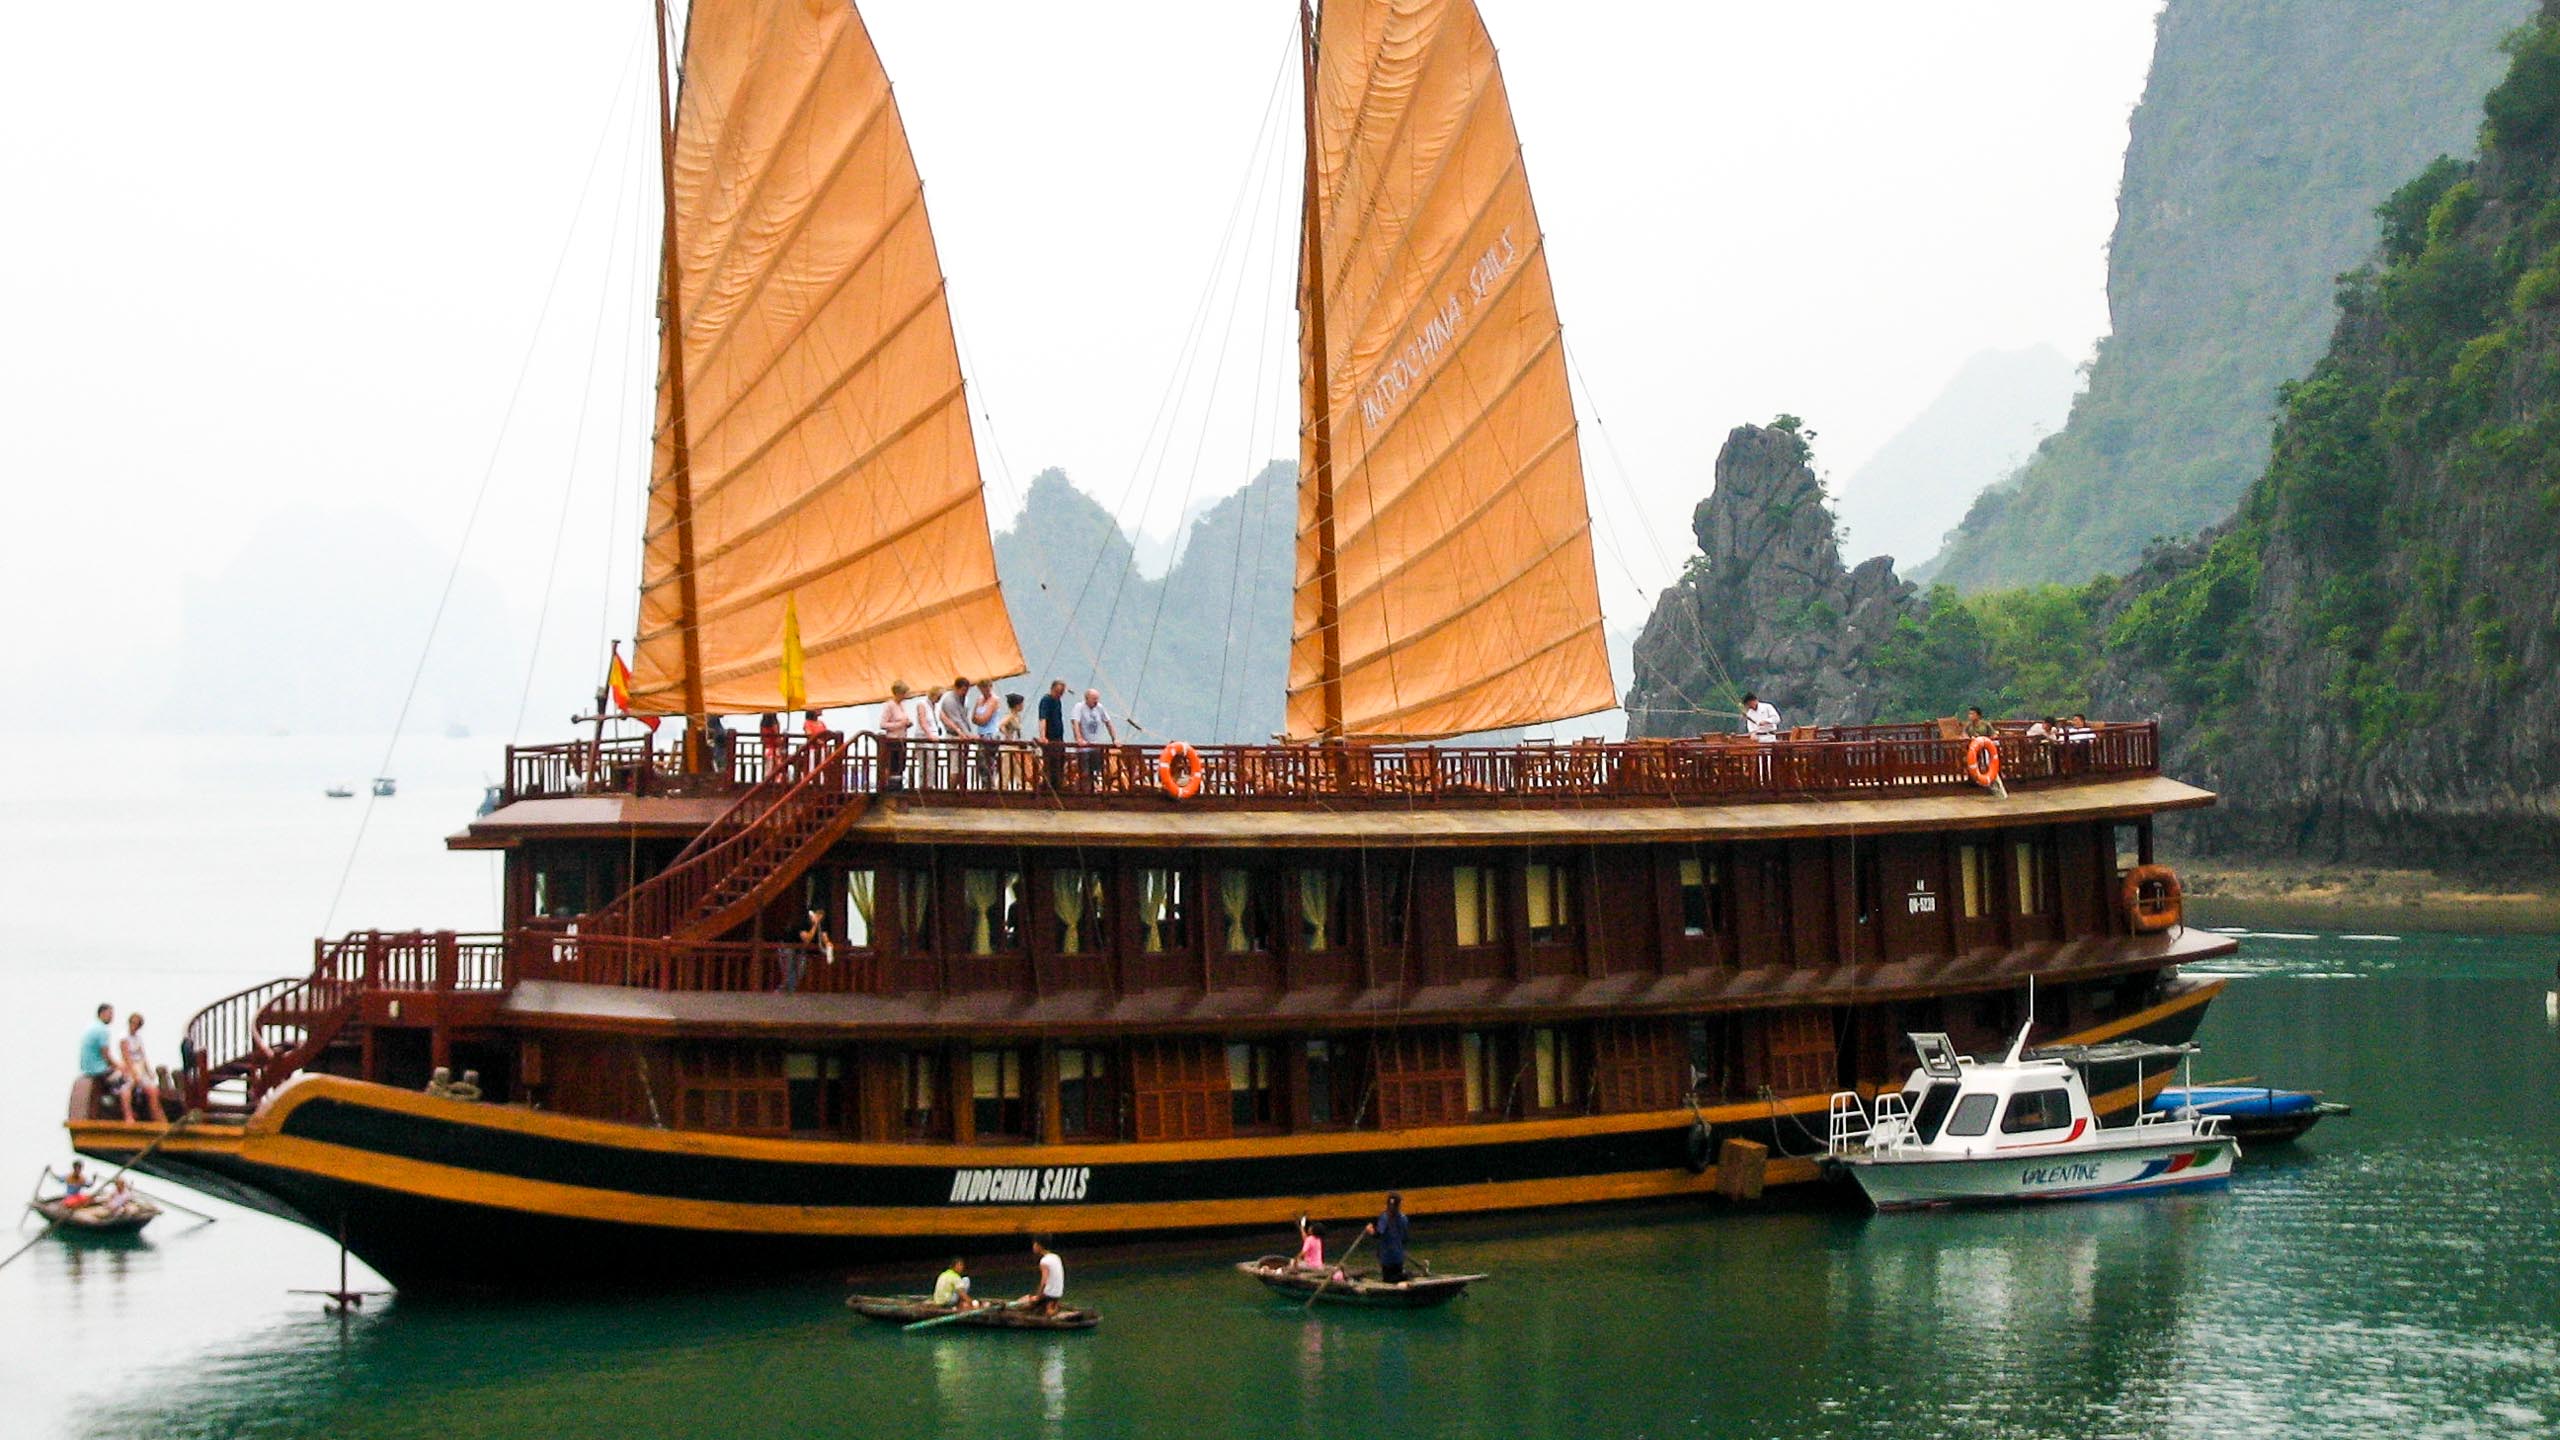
847,1296,1100,1332
69,0,2235,1293
1238,1257,1486,1308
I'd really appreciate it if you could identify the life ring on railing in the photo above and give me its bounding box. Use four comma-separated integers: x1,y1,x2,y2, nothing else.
2123,864,2183,933
1965,735,2002,789
1159,740,1204,800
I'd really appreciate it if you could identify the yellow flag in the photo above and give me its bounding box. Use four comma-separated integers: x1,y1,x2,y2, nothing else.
779,594,808,711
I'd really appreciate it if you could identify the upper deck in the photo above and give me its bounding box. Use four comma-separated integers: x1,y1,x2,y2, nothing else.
498,720,2167,815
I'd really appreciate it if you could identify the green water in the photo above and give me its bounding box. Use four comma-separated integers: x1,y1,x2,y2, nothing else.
5,744,2559,1437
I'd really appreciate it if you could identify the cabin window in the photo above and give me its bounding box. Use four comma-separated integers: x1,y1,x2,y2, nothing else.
898,867,935,952
899,1050,942,1137
1461,1031,1504,1116
1530,1027,1578,1111
1305,1039,1342,1126
1957,844,1991,920
532,864,588,919
1944,1091,1997,1138
972,1049,1030,1138
2113,822,2145,878
1907,1081,1961,1143
1374,863,1411,948
1453,865,1502,948
1295,867,1348,952
785,1051,846,1132
962,868,1022,955
1057,1046,1115,1138
1218,869,1275,954
1050,868,1107,954
843,871,877,948
1137,868,1191,952
1678,856,1727,936
1227,1042,1279,1129
1525,863,1574,943
2001,1087,2073,1134
2012,841,2052,916
676,1046,787,1133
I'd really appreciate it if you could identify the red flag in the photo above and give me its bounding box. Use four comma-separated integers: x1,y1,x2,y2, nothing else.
607,644,659,733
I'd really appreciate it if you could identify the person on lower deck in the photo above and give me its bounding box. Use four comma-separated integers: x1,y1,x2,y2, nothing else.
119,1012,165,1123
930,1255,978,1310
1019,1236,1066,1316
1365,1193,1412,1284
78,1003,125,1118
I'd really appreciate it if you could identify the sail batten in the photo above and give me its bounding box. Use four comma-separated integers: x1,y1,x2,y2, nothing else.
1290,0,1614,740
631,0,1020,716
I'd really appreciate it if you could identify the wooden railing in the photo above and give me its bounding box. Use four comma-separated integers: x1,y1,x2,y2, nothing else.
500,722,2160,809
583,736,861,940
514,930,882,996
180,929,509,1111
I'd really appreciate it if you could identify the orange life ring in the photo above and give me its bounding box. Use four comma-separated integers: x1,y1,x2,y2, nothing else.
1965,735,2001,788
2123,864,2183,933
1159,740,1204,800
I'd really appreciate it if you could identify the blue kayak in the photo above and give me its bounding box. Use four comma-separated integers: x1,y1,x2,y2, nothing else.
2148,1086,2347,1142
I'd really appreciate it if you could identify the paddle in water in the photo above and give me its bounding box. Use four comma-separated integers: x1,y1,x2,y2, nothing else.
903,1298,1019,1333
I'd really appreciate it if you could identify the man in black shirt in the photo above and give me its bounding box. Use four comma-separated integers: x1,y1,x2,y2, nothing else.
1036,679,1068,791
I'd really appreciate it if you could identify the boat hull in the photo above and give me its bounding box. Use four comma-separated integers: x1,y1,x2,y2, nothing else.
74,982,2219,1292
848,1295,1099,1330
1842,1132,2237,1211
1236,1258,1481,1307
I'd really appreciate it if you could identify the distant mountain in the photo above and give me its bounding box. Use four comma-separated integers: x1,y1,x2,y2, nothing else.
1832,345,2076,572
1930,0,2528,591
994,462,1296,744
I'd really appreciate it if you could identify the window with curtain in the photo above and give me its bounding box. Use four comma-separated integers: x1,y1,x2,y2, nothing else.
1453,865,1501,948
1958,844,1990,920
843,871,876,948
963,869,1022,955
1057,1045,1114,1137
1461,1030,1502,1116
1531,1027,1577,1111
1219,869,1271,954
1227,1041,1278,1129
898,867,935,953
1525,862,1574,943
1305,1038,1343,1126
900,1050,941,1137
2014,839,2052,915
1137,868,1190,953
971,1049,1028,1137
1296,868,1343,952
1051,868,1105,954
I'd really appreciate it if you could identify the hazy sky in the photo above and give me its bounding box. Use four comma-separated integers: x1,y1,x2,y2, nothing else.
0,1,2163,728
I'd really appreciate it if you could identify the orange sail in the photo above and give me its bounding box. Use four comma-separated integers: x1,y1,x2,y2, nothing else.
628,0,1022,716
1289,0,1614,740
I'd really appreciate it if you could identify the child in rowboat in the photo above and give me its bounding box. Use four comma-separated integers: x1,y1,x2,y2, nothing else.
930,1256,980,1311
1293,1218,1325,1271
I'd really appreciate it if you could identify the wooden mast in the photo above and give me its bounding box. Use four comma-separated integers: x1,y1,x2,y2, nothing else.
1299,0,1346,741
654,0,709,770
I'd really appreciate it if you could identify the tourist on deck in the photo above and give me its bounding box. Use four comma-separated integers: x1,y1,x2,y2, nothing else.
998,692,1029,787
1019,1236,1067,1316
758,712,785,777
1364,1193,1413,1285
1963,706,1995,740
931,1255,980,1310
879,683,919,793
937,680,973,746
1037,680,1068,791
1741,693,1782,743
782,907,831,994
969,681,1002,787
1069,689,1117,787
118,1013,165,1124
703,715,736,778
2027,715,2057,742
78,1003,126,1120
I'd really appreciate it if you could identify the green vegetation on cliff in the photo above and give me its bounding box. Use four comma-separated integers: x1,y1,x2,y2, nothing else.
1928,0,2525,592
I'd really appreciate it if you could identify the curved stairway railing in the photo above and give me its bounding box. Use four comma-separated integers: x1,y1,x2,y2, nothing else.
583,734,868,942
179,931,507,1114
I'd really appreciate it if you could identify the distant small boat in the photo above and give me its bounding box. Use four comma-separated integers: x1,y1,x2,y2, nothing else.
324,785,355,799
1236,1256,1485,1308
371,777,397,797
2149,1085,2349,1144
846,1294,1099,1331
30,1197,160,1235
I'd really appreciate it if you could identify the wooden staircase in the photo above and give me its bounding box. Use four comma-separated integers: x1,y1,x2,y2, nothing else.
180,937,370,1113
586,735,869,943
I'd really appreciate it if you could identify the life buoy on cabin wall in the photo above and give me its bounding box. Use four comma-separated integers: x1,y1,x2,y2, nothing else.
1965,736,2001,789
1159,741,1204,800
2123,863,2183,933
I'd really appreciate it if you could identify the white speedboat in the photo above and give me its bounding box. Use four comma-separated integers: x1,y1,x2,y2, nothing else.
1825,1030,2237,1211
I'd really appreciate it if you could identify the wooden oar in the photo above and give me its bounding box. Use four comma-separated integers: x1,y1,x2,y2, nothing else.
903,1298,1019,1333
1304,1231,1366,1310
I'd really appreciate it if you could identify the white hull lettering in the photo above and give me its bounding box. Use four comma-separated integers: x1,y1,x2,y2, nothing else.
946,1166,1093,1205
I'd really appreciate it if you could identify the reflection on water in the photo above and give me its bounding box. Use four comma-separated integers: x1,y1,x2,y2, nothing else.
7,889,2560,1435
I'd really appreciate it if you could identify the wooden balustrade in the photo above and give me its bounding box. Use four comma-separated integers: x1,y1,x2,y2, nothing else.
500,722,2161,809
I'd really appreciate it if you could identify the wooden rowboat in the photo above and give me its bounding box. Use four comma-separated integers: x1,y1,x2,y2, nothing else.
30,1197,161,1235
1236,1256,1486,1308
846,1294,1100,1331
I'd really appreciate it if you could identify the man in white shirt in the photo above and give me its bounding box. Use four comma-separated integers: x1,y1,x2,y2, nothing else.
1068,688,1117,787
1019,1236,1066,1316
1741,691,1782,743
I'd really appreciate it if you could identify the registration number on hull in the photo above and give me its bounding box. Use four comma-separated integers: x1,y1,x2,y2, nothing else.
947,1166,1093,1204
